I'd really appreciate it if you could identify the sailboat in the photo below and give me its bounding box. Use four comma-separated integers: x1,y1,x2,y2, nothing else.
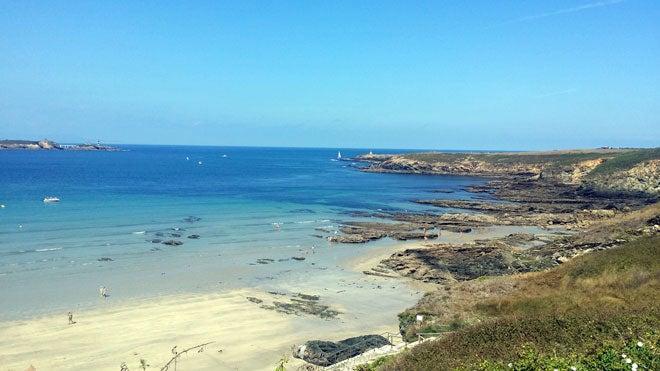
337,151,342,160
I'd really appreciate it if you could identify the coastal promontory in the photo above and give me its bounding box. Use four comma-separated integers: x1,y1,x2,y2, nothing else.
0,139,118,151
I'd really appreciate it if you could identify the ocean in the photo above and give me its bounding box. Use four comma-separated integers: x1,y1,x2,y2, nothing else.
0,145,483,319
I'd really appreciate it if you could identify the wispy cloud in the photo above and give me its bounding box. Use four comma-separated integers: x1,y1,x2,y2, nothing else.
499,0,626,25
534,88,577,99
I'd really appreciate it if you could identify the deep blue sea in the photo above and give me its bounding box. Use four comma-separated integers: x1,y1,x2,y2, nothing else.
0,146,484,319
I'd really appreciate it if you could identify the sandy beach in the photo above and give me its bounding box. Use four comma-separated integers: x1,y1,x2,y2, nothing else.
0,286,408,371
0,225,551,371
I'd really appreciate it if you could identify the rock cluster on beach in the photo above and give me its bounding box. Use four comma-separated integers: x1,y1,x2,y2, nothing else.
287,149,659,368
326,171,656,248
244,291,341,319
326,221,436,243
374,236,548,284
294,335,391,366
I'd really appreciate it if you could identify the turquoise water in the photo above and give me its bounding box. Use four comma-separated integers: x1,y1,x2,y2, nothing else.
0,146,483,319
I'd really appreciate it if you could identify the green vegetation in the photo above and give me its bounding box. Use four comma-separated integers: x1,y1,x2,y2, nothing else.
403,151,619,166
274,355,289,371
402,148,660,175
588,148,660,177
474,338,658,370
355,355,395,371
377,235,660,370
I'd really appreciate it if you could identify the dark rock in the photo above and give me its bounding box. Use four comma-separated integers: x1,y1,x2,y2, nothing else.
162,240,183,246
381,243,545,283
256,258,275,264
182,216,202,223
294,335,391,366
187,234,200,239
246,297,263,304
290,208,316,214
296,293,319,301
389,230,430,240
150,239,162,243
169,233,182,238
97,257,113,262
442,226,473,233
431,189,455,194
265,300,340,318
292,256,306,261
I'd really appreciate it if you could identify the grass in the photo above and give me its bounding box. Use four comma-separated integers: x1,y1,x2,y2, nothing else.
588,148,660,177
355,355,395,371
474,337,658,370
403,151,618,166
377,235,660,370
401,148,660,176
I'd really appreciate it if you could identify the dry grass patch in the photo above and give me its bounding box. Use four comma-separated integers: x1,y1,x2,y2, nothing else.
383,234,660,370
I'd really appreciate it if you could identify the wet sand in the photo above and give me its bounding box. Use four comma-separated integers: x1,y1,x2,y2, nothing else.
0,226,546,370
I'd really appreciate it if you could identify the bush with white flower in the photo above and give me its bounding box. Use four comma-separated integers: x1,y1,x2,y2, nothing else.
474,337,657,370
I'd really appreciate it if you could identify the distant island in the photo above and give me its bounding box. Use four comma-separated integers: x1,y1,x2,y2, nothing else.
0,139,119,151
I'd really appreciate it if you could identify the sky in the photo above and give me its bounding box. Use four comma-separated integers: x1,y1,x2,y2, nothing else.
1,0,659,150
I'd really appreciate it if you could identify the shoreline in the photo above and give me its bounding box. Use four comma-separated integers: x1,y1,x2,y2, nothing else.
0,225,538,371
0,286,404,371
4,148,656,370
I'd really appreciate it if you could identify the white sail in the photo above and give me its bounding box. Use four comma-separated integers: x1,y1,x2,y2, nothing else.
337,151,342,159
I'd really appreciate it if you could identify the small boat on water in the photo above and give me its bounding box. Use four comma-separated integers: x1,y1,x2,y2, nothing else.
43,196,60,203
337,151,342,160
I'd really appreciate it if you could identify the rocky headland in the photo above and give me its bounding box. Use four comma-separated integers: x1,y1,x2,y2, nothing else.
295,148,659,369
357,148,660,196
0,139,119,151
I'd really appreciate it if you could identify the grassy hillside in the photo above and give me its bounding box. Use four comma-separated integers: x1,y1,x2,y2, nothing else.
403,151,616,166
394,148,660,195
367,234,659,370
402,148,659,173
587,148,660,177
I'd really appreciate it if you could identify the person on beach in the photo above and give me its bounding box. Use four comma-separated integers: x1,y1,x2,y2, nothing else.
99,285,109,298
68,311,75,324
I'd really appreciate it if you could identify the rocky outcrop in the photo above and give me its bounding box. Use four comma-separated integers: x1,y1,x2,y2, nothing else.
294,335,391,366
0,139,118,151
380,240,546,284
358,154,544,177
544,158,606,184
327,221,435,243
357,149,660,196
586,160,660,196
0,139,61,150
246,292,341,319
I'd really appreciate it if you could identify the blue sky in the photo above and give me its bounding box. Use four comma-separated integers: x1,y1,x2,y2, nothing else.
1,0,658,150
